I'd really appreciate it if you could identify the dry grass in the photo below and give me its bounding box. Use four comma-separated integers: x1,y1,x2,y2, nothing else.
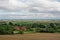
0,33,60,40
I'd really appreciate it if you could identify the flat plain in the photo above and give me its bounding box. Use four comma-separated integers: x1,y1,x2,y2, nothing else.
0,33,60,40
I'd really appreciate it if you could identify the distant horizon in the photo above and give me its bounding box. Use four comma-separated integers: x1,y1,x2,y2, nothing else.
0,18,60,20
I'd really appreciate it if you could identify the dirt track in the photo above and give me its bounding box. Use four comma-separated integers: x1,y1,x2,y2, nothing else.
0,33,60,40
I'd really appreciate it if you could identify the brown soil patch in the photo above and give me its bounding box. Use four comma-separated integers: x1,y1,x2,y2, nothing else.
0,33,60,40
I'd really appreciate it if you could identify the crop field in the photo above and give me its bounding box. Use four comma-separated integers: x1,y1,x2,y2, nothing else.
0,33,60,40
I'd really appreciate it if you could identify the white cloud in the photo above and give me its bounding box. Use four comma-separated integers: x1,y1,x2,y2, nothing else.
0,0,60,11
0,0,60,19
0,0,28,10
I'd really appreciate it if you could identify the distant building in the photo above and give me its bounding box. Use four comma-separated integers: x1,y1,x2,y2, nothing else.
14,26,26,31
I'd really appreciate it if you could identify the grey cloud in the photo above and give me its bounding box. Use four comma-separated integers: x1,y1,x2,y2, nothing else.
0,0,60,19
28,7,60,13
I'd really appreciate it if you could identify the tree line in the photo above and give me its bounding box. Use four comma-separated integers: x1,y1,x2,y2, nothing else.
0,21,60,34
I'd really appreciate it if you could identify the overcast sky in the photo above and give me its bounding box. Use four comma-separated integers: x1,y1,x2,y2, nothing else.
0,0,60,19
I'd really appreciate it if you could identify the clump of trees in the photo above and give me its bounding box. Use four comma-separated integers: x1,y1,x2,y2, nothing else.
0,22,24,34
0,21,60,35
0,25,13,34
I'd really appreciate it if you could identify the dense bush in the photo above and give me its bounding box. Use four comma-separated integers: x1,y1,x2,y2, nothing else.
9,22,14,26
46,27,56,33
35,28,41,32
56,27,60,33
19,30,24,34
57,29,60,33
0,26,13,34
38,24,46,28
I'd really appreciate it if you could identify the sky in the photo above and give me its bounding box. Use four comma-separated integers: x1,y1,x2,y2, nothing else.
0,0,60,19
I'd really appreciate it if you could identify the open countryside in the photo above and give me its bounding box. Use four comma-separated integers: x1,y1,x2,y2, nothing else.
0,20,60,40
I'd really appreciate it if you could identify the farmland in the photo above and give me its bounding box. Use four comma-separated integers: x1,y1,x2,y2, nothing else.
0,33,60,40
0,20,60,34
0,20,60,40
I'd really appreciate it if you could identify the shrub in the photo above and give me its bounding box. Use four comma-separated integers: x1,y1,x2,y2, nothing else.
0,26,13,35
46,27,56,33
56,27,60,33
19,30,24,34
57,29,60,33
35,28,41,32
26,28,33,32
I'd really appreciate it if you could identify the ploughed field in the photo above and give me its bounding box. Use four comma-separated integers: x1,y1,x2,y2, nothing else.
0,33,60,40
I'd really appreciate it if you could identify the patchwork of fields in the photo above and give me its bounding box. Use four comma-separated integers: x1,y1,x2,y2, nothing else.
0,33,60,40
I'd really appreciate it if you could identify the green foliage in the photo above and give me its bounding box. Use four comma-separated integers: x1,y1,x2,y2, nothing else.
56,27,60,33
32,23,38,28
9,22,14,26
19,30,24,34
50,23,56,28
35,28,41,32
46,27,56,33
0,20,60,35
0,25,13,34
57,29,60,33
38,24,46,28
26,28,33,32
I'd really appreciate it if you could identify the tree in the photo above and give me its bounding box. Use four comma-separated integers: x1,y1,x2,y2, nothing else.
35,28,41,32
32,23,38,28
50,23,57,31
46,27,56,33
38,24,46,28
50,23,56,27
19,30,24,34
0,25,13,34
9,22,14,26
